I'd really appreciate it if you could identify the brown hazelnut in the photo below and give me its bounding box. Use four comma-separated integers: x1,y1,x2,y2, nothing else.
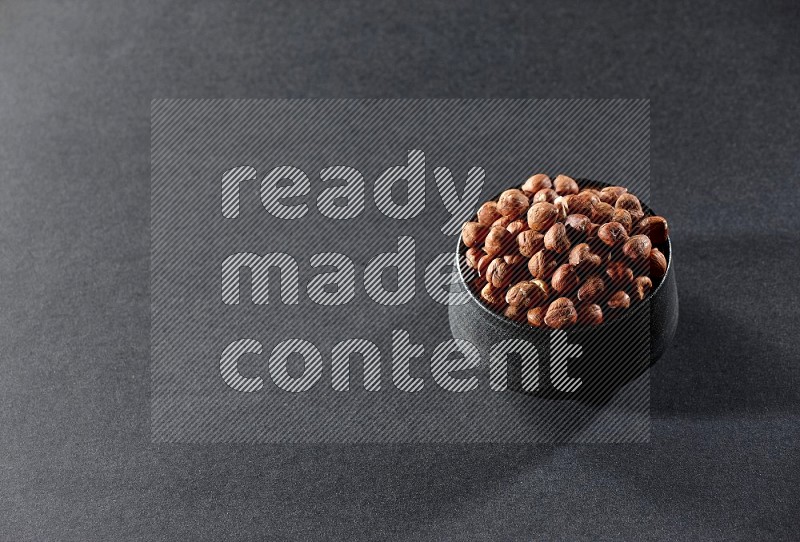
486,258,514,288
533,188,558,204
634,276,653,301
552,264,580,294
615,193,644,222
477,201,501,225
506,280,547,308
606,261,634,284
565,193,595,216
649,248,668,278
527,202,559,232
484,225,515,256
597,221,630,247
492,215,514,229
528,250,558,280
526,306,548,327
564,214,591,242
580,189,600,204
465,178,668,329
469,276,487,293
480,282,506,308
599,186,627,205
477,254,492,276
553,174,579,195
591,201,615,224
577,303,604,326
503,304,528,322
544,222,571,253
622,234,652,261
497,188,530,217
530,278,551,299
612,208,633,232
461,222,488,248
544,297,578,329
577,275,606,302
465,247,484,269
517,230,545,258
569,243,602,268
553,196,569,219
582,188,602,199
503,252,525,266
636,216,669,244
506,218,528,237
521,173,552,196
607,290,631,309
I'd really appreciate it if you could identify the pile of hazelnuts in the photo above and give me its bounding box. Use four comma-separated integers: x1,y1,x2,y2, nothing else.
461,174,669,329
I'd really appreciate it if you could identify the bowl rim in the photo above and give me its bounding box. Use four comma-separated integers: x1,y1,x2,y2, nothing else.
455,178,673,331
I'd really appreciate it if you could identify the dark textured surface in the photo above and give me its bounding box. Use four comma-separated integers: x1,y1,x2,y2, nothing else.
1,0,798,540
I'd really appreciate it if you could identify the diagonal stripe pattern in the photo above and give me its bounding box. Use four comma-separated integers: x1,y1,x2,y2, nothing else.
151,99,651,443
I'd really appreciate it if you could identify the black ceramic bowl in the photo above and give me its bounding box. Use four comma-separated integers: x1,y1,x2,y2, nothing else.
448,180,679,401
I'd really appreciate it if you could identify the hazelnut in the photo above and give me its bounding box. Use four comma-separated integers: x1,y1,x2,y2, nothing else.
551,264,579,294
577,275,606,302
553,196,569,219
599,185,627,205
544,297,578,329
634,276,653,301
517,230,545,258
484,225,515,256
503,304,528,322
615,193,644,222
527,202,559,232
486,258,514,288
461,222,488,248
533,188,558,204
480,282,506,308
622,234,652,261
636,216,669,244
544,222,571,253
612,208,633,232
506,218,528,237
591,201,615,224
528,250,558,280
597,221,630,247
521,173,552,196
577,303,604,326
465,247,484,269
526,306,548,327
565,193,595,216
506,280,547,308
464,176,669,329
469,276,487,292
607,290,631,309
477,201,501,225
569,243,602,268
530,278,551,300
606,261,634,284
564,214,590,242
492,215,514,229
553,174,579,195
503,252,525,266
497,188,530,217
649,248,668,278
477,254,493,276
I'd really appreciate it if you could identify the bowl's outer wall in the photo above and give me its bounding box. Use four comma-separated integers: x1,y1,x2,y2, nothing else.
448,257,678,399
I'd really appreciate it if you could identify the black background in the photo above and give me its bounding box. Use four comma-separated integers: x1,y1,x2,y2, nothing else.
1,0,798,540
